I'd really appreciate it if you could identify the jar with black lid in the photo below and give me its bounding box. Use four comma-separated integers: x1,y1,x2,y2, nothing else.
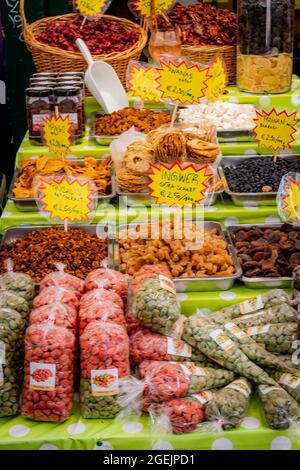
59,72,85,79
33,72,58,79
56,80,85,133
26,87,53,144
237,0,294,93
54,86,83,141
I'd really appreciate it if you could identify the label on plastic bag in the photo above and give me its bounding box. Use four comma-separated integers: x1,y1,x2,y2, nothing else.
180,362,206,377
30,362,56,391
247,325,270,337
224,322,248,340
91,368,119,396
159,274,176,295
0,365,3,387
279,373,300,390
225,379,251,398
0,341,4,387
210,329,235,352
168,315,187,339
192,390,214,405
167,337,192,358
239,296,264,315
240,311,267,321
259,385,282,395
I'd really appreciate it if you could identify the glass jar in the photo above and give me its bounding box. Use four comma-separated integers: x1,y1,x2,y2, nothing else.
59,72,85,79
30,79,57,87
57,80,86,133
32,72,58,79
54,86,83,141
26,88,54,144
237,0,294,94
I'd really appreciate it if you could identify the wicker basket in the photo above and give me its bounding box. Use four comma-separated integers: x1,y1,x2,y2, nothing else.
20,0,148,88
182,44,237,85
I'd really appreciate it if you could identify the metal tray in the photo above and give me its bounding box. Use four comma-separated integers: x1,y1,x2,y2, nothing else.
217,128,255,143
218,154,300,207
0,224,115,281
227,223,299,289
8,157,116,212
114,221,242,292
90,109,171,146
116,182,223,207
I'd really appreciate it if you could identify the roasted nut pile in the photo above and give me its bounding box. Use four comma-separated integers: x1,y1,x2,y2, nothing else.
223,157,300,194
13,155,112,198
95,108,170,136
157,4,237,46
37,15,140,55
230,224,300,278
0,227,108,282
118,223,236,278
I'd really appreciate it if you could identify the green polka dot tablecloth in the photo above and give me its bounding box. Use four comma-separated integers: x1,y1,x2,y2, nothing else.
15,76,300,165
0,285,296,451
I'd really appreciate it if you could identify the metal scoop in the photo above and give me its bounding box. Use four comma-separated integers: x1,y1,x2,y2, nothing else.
76,38,129,113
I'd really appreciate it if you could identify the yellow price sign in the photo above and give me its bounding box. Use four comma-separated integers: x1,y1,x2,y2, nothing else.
127,63,162,102
147,161,212,208
253,108,299,153
130,0,176,18
75,0,108,17
36,175,97,224
156,59,210,105
206,55,228,102
278,174,300,222
44,116,72,158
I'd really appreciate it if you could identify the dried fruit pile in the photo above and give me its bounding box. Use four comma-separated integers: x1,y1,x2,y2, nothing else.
37,15,140,55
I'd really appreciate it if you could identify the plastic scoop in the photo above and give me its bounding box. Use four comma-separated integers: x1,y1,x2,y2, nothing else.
76,38,129,113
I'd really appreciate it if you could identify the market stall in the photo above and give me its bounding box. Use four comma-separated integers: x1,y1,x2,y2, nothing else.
1,0,300,452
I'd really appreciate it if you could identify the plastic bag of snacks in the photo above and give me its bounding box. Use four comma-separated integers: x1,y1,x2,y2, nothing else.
80,321,129,419
30,303,77,335
204,378,252,430
33,286,79,312
182,317,276,386
40,263,84,299
223,322,295,374
245,323,297,354
80,288,124,311
149,397,205,434
0,330,21,416
130,330,207,365
0,308,25,372
140,361,235,411
133,276,181,336
125,308,143,336
209,290,290,325
232,304,297,329
0,289,29,321
22,323,75,422
0,260,35,301
258,384,300,429
84,268,127,301
131,265,172,296
267,369,300,404
79,301,125,335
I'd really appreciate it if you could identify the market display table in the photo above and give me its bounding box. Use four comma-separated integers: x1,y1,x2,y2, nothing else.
15,76,300,165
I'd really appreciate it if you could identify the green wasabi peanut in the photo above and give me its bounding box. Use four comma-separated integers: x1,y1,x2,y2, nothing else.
232,304,297,329
0,290,30,322
258,384,300,429
0,272,35,301
245,323,297,354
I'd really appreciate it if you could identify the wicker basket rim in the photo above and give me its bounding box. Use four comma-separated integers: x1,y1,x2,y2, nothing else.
22,11,147,61
182,44,236,51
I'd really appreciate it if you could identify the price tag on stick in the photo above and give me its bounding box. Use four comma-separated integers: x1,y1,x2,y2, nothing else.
74,0,111,19
127,61,162,103
205,55,228,102
253,108,299,160
43,116,72,159
129,0,176,18
147,161,213,208
277,173,300,224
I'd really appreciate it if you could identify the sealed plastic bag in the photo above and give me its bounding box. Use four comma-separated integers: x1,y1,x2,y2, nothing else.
0,289,29,321
232,304,297,329
258,384,300,429
133,276,181,336
33,286,79,312
80,288,124,311
79,301,125,335
22,323,75,422
0,260,35,301
209,290,290,324
110,127,147,174
40,263,84,298
0,329,21,417
204,378,252,430
130,329,207,365
125,308,143,336
149,397,205,435
30,303,77,335
0,308,25,373
245,323,297,354
84,268,127,301
80,321,129,419
131,265,172,296
182,317,276,386
267,369,300,404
